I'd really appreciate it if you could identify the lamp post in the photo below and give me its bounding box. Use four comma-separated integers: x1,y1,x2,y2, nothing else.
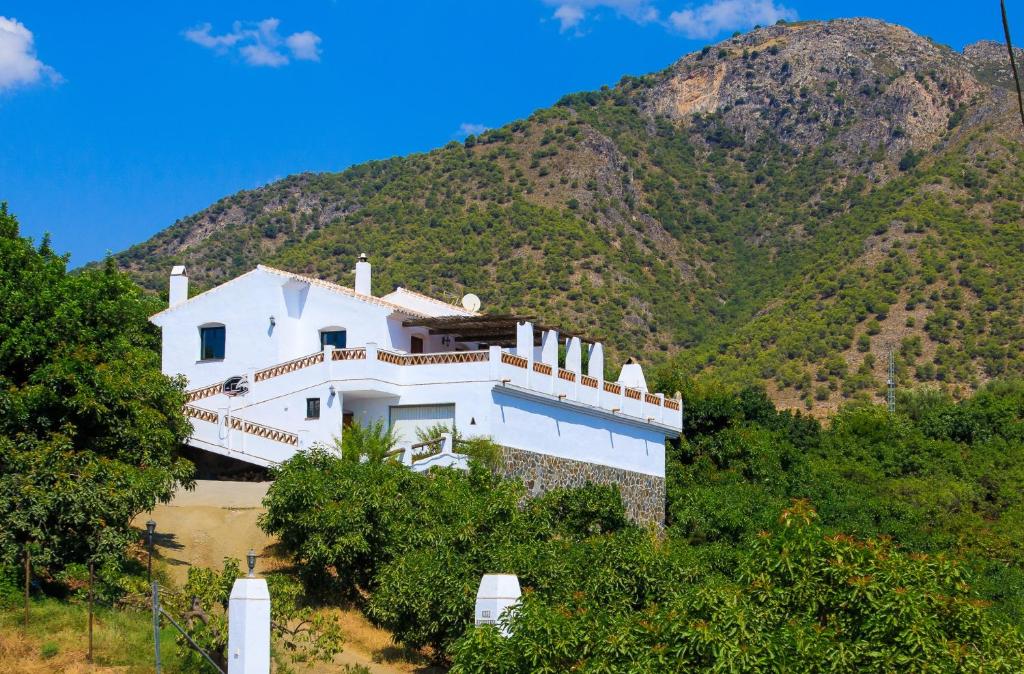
246,548,257,577
146,519,156,583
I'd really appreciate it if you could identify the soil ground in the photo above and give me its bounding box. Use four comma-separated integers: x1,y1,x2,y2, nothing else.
133,480,442,673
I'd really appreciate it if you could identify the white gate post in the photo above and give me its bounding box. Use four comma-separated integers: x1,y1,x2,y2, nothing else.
227,570,270,674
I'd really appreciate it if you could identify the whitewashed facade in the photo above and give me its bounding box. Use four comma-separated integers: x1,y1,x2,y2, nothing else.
150,259,681,521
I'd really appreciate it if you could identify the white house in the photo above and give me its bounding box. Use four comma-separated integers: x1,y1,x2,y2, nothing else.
149,256,682,523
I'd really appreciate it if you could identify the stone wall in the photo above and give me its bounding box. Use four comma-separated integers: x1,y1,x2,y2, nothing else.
499,446,665,526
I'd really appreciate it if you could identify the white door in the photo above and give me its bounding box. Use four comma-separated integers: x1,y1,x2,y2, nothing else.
389,404,455,445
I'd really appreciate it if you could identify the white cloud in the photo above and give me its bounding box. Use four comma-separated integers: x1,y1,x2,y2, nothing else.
240,42,289,67
553,5,585,31
0,16,60,92
285,31,322,62
668,0,796,39
543,1,659,32
457,122,489,137
184,17,322,68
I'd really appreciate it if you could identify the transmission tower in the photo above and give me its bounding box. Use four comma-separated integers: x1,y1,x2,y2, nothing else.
886,347,896,415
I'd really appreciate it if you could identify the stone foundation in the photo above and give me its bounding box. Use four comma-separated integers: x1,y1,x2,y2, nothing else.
499,446,665,526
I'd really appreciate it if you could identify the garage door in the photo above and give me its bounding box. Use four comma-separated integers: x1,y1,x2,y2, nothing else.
389,404,455,445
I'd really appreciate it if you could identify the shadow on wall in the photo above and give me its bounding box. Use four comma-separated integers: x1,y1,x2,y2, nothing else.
177,445,273,481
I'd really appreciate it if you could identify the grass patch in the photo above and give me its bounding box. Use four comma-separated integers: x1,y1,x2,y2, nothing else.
0,596,193,673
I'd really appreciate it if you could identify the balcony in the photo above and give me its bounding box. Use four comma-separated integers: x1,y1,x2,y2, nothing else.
185,343,682,433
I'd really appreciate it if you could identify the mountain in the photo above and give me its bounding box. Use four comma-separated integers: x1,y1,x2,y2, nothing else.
113,18,1024,414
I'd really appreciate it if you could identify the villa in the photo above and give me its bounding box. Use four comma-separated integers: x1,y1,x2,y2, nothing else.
149,256,682,523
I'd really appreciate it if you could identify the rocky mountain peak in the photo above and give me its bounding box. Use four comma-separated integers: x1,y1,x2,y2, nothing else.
641,18,991,166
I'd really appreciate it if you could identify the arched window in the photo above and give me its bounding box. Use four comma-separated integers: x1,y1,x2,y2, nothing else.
199,323,226,360
319,327,347,349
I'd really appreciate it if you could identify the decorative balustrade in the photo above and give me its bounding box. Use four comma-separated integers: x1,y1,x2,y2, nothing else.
376,350,405,365
185,382,223,403
332,347,367,361
227,416,299,446
182,342,680,445
255,351,324,382
406,351,489,365
184,405,297,446
501,352,528,369
184,405,218,423
377,349,489,366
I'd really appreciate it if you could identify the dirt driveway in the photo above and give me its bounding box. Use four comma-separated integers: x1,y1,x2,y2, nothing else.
134,480,276,585
133,480,441,673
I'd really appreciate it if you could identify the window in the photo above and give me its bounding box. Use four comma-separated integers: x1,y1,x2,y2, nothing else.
410,335,424,354
320,329,347,349
306,398,321,419
199,325,225,360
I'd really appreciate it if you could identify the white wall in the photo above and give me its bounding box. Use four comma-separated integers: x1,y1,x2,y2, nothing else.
154,269,408,388
158,267,677,478
489,388,665,477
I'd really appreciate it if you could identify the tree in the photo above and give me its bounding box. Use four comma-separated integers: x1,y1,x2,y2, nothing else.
335,419,397,463
450,502,1024,673
0,203,193,582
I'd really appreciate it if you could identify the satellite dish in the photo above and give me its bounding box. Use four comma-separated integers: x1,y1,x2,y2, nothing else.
461,293,481,313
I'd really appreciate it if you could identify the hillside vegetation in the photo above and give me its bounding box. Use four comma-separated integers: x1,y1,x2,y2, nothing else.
113,19,1024,414
261,381,1024,670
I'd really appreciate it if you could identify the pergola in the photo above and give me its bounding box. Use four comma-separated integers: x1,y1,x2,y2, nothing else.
401,314,596,348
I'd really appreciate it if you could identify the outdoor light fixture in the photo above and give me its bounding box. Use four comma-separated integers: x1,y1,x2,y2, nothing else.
145,519,156,582
269,315,276,327
329,384,336,396
247,548,257,577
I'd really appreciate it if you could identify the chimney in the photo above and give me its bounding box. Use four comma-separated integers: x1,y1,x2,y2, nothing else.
169,265,188,307
354,253,371,296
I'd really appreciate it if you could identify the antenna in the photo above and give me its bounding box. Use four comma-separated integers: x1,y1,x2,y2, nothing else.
887,347,896,415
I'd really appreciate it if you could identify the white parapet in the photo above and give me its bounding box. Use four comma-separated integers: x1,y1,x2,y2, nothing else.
475,573,521,637
587,342,604,380
565,336,582,374
228,577,271,674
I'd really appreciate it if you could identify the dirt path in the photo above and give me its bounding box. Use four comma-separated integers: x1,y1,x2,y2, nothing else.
134,480,276,584
133,481,440,673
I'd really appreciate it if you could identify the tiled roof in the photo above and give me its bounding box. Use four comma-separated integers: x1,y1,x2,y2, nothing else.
382,286,480,317
149,265,432,320
256,265,431,317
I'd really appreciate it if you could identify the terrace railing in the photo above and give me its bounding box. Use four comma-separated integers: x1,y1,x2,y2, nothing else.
183,405,299,447
182,344,680,423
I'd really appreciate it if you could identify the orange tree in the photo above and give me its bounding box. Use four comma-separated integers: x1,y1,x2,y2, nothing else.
0,203,193,590
450,501,1024,673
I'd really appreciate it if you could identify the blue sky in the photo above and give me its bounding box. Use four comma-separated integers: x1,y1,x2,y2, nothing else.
0,1,1011,264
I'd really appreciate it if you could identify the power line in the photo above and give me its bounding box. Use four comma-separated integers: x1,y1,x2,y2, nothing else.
1002,0,1024,130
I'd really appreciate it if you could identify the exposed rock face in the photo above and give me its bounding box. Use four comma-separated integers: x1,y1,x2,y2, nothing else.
642,19,991,165
962,39,1024,88
651,63,727,118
